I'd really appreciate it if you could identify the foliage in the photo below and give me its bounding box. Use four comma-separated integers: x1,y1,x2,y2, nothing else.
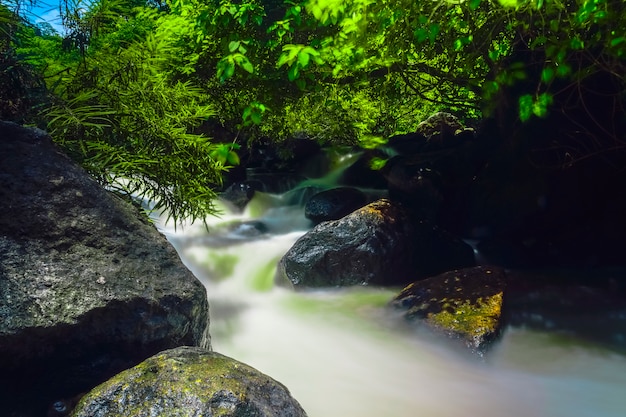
32,1,228,223
6,0,626,222
0,0,47,121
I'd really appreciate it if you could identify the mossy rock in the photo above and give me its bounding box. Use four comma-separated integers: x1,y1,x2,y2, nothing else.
71,346,307,417
390,266,507,354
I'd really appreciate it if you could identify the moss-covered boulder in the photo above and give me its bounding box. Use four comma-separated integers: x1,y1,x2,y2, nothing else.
390,266,507,354
0,122,210,415
71,346,308,417
277,199,474,288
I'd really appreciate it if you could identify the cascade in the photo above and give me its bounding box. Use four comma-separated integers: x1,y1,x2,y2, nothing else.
151,157,626,417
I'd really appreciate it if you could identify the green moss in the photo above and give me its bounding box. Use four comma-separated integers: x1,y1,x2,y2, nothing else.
426,291,503,342
72,349,283,417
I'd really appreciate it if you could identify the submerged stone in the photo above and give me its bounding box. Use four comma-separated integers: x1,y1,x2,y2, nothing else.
390,266,507,354
71,346,308,417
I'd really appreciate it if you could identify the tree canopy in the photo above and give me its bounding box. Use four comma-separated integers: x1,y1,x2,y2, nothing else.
2,0,625,221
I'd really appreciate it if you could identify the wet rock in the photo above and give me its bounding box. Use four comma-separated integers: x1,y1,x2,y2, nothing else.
503,269,626,351
277,199,475,288
71,346,308,417
382,159,444,221
0,122,210,415
220,180,263,211
304,187,368,224
390,266,507,354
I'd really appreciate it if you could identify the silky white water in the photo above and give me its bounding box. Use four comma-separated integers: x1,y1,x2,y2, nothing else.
155,195,626,417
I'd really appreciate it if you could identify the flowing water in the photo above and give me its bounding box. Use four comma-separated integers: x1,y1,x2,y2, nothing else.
148,158,626,417
152,197,626,417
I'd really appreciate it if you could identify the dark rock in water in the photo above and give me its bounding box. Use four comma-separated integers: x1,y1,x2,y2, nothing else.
246,136,322,178
0,122,210,415
277,199,475,288
245,169,306,194
220,180,263,211
382,158,444,221
71,346,308,417
304,187,368,224
503,269,626,351
230,220,269,236
390,266,507,354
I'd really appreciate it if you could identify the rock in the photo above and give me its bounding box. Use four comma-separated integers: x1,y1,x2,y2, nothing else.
246,136,322,177
277,199,475,288
382,158,444,221
71,346,308,417
416,112,465,141
0,122,210,415
390,266,507,354
304,187,368,224
502,269,626,351
220,180,263,211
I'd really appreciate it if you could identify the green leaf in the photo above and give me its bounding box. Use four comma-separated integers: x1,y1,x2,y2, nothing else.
541,67,555,83
298,51,310,67
555,64,571,77
532,93,553,118
469,0,481,11
217,58,236,82
228,40,240,52
415,28,428,43
497,0,519,7
239,56,254,73
277,53,290,68
227,151,240,166
570,37,585,50
429,24,440,43
369,156,388,170
288,65,299,81
223,63,235,80
518,94,533,122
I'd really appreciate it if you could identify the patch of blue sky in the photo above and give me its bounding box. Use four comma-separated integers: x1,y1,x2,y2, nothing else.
21,1,65,34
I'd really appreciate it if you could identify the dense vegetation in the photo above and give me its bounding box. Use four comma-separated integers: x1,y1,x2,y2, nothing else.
2,0,625,222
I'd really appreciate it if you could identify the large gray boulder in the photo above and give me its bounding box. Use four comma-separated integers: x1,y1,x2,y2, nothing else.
277,199,475,288
0,122,210,415
71,346,308,417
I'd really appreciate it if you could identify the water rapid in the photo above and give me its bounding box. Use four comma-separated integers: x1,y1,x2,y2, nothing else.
152,191,626,417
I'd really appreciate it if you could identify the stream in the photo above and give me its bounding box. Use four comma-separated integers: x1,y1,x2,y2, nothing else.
150,179,626,417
